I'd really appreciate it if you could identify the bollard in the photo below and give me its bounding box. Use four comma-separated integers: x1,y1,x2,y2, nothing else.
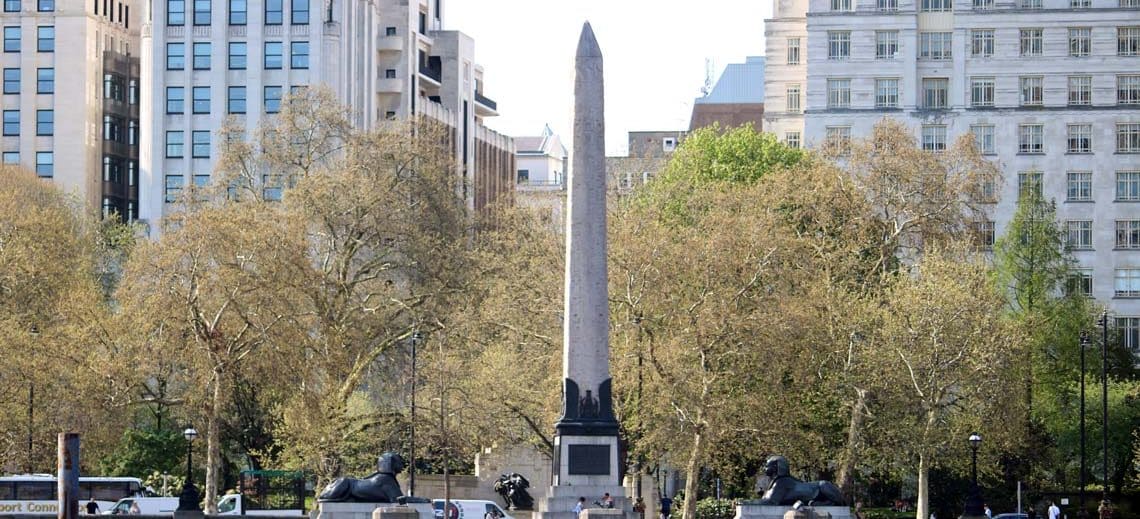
58,433,79,519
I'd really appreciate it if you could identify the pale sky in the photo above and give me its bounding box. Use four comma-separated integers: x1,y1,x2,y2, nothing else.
445,0,772,156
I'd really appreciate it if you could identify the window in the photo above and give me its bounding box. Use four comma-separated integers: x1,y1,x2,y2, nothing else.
971,77,995,107
785,132,801,149
3,110,17,135
1120,27,1140,56
971,29,994,57
3,68,18,94
129,79,138,105
291,0,308,23
1069,76,1092,105
36,68,52,93
102,115,122,142
515,170,529,184
1124,0,1140,6
4,27,20,52
922,0,951,10
1118,75,1140,105
166,43,185,69
193,0,209,25
103,156,123,183
192,131,209,158
922,125,947,151
265,0,282,24
36,0,50,9
167,0,184,25
228,86,246,113
35,109,51,135
920,32,952,60
875,78,899,108
128,120,138,145
36,26,52,52
166,86,184,113
1070,28,1091,57
971,125,995,154
1118,171,1140,201
1118,317,1139,351
1118,220,1140,248
1072,0,1090,6
3,0,17,11
828,31,850,60
2,151,16,164
1116,270,1140,297
1067,220,1093,249
264,42,282,69
264,85,282,113
973,0,993,8
827,79,850,108
165,131,184,157
1067,270,1093,297
975,221,995,250
1020,0,1042,7
786,84,801,113
1020,29,1043,56
1020,76,1043,106
229,0,246,24
1068,171,1093,201
831,0,851,10
228,42,247,69
192,86,209,113
263,174,282,201
1119,123,1140,152
290,41,308,68
1068,124,1092,153
192,42,210,69
104,74,125,101
1019,124,1044,154
879,0,898,10
786,38,800,65
164,175,184,203
825,126,851,155
35,151,51,177
876,31,898,59
1018,171,1043,198
385,26,396,36
922,78,949,109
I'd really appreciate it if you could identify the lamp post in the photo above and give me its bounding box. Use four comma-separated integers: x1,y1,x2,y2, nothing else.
177,427,200,511
964,433,984,517
1097,311,1110,511
1080,332,1089,517
409,331,422,497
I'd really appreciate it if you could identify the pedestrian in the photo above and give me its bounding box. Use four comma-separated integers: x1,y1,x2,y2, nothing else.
633,497,646,519
854,501,865,519
984,504,992,519
1049,501,1061,519
929,511,936,519
660,494,673,519
600,493,614,509
85,498,100,515
1027,506,1037,519
573,497,586,519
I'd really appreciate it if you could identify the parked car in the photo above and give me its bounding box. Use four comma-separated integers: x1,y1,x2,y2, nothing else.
432,500,513,519
993,513,1028,519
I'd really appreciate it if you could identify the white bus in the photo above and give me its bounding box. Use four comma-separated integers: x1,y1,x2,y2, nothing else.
0,474,145,515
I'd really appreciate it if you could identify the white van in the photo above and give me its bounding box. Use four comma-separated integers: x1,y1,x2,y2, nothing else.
105,497,180,515
432,500,513,519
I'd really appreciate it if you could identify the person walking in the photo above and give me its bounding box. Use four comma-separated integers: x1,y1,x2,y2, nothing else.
633,497,646,519
573,497,586,519
984,504,992,519
1027,506,1037,519
85,498,100,515
660,494,672,519
1049,501,1061,519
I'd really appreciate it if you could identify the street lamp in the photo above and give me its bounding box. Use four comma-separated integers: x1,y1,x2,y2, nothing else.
409,330,422,497
177,427,200,511
964,433,984,517
1097,311,1111,513
1080,332,1089,517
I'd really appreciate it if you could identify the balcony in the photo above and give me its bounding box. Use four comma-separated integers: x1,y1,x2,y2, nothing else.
474,91,498,116
378,78,401,93
418,64,441,85
378,35,402,52
516,179,564,192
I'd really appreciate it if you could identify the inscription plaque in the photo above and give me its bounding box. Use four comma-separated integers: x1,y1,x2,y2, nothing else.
567,444,610,475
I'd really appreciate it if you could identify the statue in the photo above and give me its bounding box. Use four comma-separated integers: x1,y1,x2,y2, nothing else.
756,456,845,507
493,473,534,510
318,452,407,502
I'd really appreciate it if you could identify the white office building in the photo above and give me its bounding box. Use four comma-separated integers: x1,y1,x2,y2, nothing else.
138,0,514,231
765,0,1140,351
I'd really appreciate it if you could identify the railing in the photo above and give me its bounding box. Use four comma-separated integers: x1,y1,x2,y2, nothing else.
419,64,441,82
474,91,497,111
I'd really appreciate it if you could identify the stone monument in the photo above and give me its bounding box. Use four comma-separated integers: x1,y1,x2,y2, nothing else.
537,21,627,519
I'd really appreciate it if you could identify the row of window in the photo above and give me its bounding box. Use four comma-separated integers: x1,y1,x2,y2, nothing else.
167,0,308,26
2,26,54,52
102,155,137,185
103,115,139,145
1,109,51,135
103,73,139,105
164,84,295,114
1055,219,1140,250
822,27,1140,61
829,0,1140,12
3,67,54,93
164,130,211,158
817,122,1140,154
3,0,53,11
1008,170,1140,203
813,74,1140,111
163,173,283,202
0,150,53,176
166,41,308,70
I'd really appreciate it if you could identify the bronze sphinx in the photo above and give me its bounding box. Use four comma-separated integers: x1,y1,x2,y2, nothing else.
318,452,407,503
757,456,845,507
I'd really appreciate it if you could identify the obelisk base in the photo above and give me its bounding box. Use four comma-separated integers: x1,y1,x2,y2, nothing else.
538,485,631,519
553,434,621,486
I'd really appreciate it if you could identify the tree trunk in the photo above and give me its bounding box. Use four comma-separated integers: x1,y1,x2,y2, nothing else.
205,368,224,514
836,387,867,495
916,453,929,519
681,427,704,519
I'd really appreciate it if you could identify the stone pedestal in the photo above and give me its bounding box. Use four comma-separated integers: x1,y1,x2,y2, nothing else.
374,506,420,519
538,485,631,519
734,503,851,519
319,502,431,519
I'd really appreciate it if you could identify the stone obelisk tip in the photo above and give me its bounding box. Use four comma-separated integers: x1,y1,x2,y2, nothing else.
576,21,601,58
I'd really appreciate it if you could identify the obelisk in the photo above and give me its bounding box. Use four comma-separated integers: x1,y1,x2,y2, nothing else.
546,21,624,504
